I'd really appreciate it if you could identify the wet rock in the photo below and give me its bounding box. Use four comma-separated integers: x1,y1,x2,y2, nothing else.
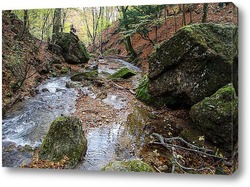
70,70,98,81
148,23,238,106
108,67,136,79
50,33,89,64
55,88,66,92
189,83,238,153
2,141,33,167
65,81,82,89
39,116,87,169
101,160,154,172
41,88,50,92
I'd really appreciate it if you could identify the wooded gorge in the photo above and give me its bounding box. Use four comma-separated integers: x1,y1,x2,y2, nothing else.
2,3,238,174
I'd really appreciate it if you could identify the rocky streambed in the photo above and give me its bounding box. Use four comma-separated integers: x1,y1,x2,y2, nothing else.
2,58,149,170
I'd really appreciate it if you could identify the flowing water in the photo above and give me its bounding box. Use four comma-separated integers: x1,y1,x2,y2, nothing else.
2,59,144,169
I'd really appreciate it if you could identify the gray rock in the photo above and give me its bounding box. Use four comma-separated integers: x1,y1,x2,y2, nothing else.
52,33,89,64
189,83,238,154
148,23,238,106
39,116,87,168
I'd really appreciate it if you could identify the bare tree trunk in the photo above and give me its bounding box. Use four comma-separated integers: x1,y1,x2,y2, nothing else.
61,9,68,32
189,8,192,24
182,4,186,26
174,9,177,32
52,8,61,44
16,9,29,40
38,10,51,50
120,6,137,61
202,3,209,23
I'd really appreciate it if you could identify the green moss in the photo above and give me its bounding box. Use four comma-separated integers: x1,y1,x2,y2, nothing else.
136,75,153,103
56,33,72,52
78,41,90,59
70,70,98,81
39,116,87,168
101,160,154,172
136,75,177,107
108,67,136,79
180,23,237,62
60,67,70,74
190,83,238,152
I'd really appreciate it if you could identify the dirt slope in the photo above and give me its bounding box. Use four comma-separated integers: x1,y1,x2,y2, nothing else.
90,3,238,73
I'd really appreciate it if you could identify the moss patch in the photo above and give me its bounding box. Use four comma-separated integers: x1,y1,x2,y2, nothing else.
70,70,98,81
190,83,238,153
136,75,177,107
108,67,136,79
101,160,154,172
39,116,87,169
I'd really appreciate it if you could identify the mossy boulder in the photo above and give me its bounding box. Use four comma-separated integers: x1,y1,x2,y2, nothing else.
39,116,87,169
53,33,89,64
70,70,98,81
101,160,154,172
148,23,238,106
108,67,136,79
136,75,177,107
189,83,238,153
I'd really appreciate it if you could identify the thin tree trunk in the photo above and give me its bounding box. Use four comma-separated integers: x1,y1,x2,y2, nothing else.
189,9,192,24
120,6,137,61
182,4,186,26
202,3,209,23
61,9,68,32
17,9,29,40
38,10,51,50
52,8,61,44
174,10,177,32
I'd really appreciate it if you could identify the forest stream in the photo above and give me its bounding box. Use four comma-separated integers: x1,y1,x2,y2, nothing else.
2,58,144,170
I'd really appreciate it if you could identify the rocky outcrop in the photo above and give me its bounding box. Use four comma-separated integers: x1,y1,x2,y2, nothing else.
52,33,89,64
108,67,136,79
101,160,154,172
148,23,238,106
190,84,238,153
39,116,87,169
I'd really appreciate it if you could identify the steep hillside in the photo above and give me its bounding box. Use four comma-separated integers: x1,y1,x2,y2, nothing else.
2,11,67,115
92,3,238,73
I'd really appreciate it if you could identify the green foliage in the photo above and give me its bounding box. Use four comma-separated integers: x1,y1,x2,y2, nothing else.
13,9,54,41
119,5,165,44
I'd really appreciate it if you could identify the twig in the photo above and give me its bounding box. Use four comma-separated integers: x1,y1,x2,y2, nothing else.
153,166,161,173
151,133,227,160
175,160,214,174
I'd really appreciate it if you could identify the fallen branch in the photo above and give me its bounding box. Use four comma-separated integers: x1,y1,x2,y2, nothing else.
151,133,226,160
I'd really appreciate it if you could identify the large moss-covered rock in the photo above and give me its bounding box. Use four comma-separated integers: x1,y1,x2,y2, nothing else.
101,160,154,172
108,67,136,79
148,23,238,106
39,116,87,169
136,75,177,107
70,70,98,81
53,33,89,64
189,84,238,153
